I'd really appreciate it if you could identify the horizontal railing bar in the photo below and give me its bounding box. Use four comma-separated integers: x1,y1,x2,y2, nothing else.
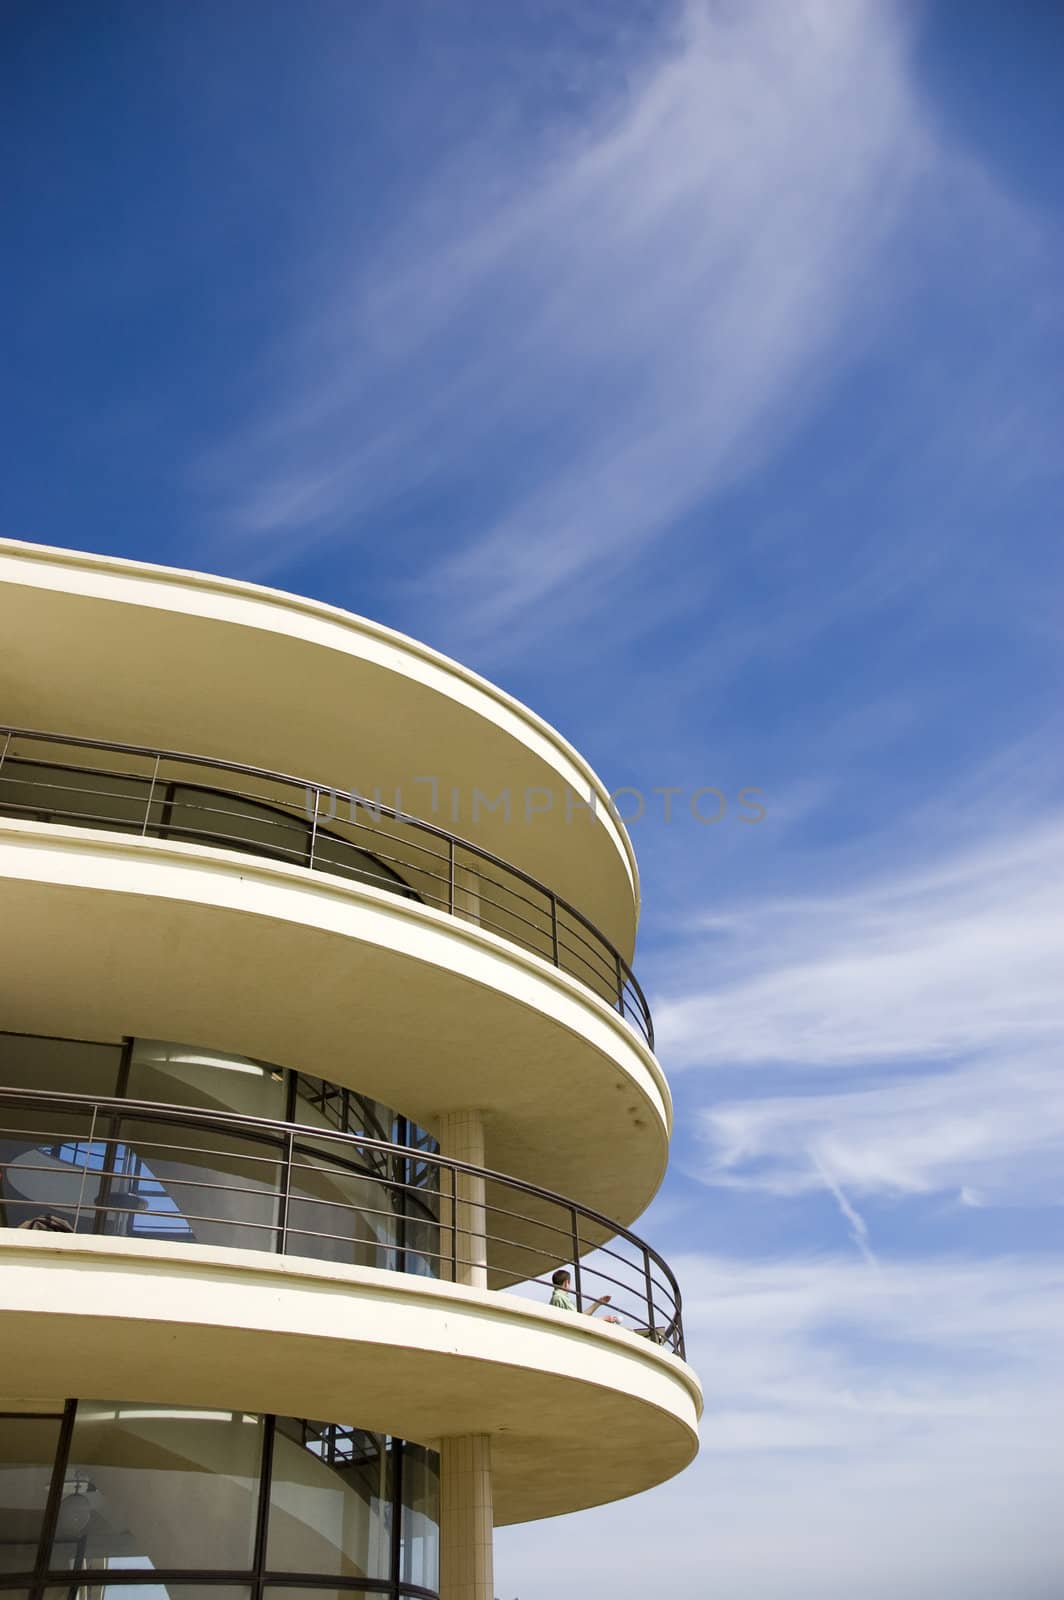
289,1156,439,1197
451,862,552,922
2,1162,682,1344
84,1201,281,1235
0,1086,681,1292
0,724,652,1045
0,799,146,831
57,1147,440,1220
4,1178,661,1310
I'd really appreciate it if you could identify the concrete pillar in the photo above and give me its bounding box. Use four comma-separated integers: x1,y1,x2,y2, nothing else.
439,1433,494,1600
437,1114,493,1596
438,1109,487,1290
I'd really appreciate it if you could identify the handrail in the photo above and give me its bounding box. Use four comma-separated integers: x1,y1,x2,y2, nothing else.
0,725,653,1047
0,1087,685,1357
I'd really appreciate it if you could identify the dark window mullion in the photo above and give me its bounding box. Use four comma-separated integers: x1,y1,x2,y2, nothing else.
31,1399,77,1600
156,779,177,841
251,1412,276,1600
92,1039,134,1234
389,1437,404,1600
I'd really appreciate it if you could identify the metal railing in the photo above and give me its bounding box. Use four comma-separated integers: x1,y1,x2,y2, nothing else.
0,726,653,1048
0,1087,684,1356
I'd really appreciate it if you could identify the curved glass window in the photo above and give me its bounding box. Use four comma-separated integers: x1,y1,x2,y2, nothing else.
0,1414,64,1576
0,1402,438,1599
0,1033,441,1277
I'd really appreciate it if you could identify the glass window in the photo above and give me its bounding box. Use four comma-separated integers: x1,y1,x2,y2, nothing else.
126,1041,286,1121
294,1077,394,1144
0,757,152,832
51,1404,264,1573
307,828,416,898
114,1045,286,1249
400,1444,440,1592
267,1420,391,1581
45,1588,250,1600
0,1411,64,1574
0,1401,436,1596
160,783,312,869
264,1591,377,1600
283,1135,397,1272
1,1030,443,1277
0,1036,122,1232
101,1112,283,1253
0,1033,121,1098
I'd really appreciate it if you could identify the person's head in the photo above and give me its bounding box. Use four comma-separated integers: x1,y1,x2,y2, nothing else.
551,1268,571,1289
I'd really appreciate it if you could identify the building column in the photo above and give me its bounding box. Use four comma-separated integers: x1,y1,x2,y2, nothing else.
437,1112,493,1600
438,1109,487,1289
439,1434,494,1600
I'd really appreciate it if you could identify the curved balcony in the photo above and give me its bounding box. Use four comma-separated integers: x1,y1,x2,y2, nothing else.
0,1087,685,1355
0,538,641,958
0,727,653,1048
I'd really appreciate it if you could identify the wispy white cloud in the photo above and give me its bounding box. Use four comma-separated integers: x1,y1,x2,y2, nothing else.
197,0,942,649
656,817,1064,1071
655,802,1064,1206
698,1052,1064,1203
682,1250,1064,1440
497,1251,1064,1599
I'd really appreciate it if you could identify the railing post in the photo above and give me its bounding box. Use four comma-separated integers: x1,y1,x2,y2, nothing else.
643,1248,657,1340
141,753,161,836
570,1207,583,1312
550,892,559,967
394,1145,409,1277
278,1129,294,1254
91,1105,125,1235
449,1163,458,1281
72,1106,98,1232
448,835,456,915
308,788,320,869
615,951,625,1017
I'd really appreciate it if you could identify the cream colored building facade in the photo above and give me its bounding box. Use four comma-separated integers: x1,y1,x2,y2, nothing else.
0,538,700,1600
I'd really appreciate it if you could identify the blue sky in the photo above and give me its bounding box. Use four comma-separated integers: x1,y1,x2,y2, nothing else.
4,1,1063,1595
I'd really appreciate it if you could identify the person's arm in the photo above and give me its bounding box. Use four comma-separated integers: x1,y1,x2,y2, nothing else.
585,1293,611,1315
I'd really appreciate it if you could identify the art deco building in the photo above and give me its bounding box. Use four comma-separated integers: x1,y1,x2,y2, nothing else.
0,538,701,1600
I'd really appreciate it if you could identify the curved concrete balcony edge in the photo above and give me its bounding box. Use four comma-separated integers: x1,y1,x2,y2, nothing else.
0,724,653,1047
0,1233,702,1525
0,820,671,1225
0,538,640,953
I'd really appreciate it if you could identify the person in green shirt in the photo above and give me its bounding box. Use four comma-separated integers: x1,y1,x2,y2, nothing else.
549,1267,619,1322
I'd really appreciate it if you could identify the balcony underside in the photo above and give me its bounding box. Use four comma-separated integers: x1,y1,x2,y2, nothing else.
0,1233,702,1526
0,821,670,1235
0,539,639,958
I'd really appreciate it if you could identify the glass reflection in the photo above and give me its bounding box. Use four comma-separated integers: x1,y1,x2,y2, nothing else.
0,1412,63,1574
45,1588,250,1600
99,1115,283,1252
401,1444,440,1590
267,1420,391,1580
126,1041,286,1121
0,1401,438,1598
52,1404,263,1573
0,1034,440,1275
